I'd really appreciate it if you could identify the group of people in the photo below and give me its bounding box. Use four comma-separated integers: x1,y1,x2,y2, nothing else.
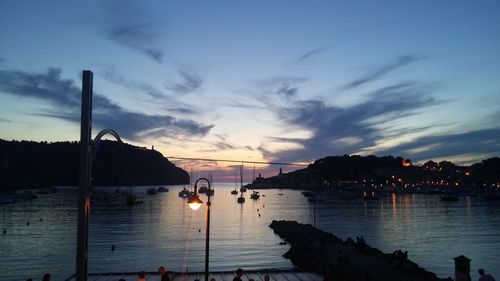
135,266,171,281
135,267,271,281
233,268,270,281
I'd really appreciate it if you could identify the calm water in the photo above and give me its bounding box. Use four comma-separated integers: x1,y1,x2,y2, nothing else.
1,184,500,281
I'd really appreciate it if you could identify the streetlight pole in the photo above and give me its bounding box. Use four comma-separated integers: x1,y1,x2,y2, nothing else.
187,177,212,281
76,71,122,281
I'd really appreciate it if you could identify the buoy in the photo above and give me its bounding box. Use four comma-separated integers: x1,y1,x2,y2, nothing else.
27,221,30,226
198,229,201,232
111,244,116,251
257,208,259,212
3,229,6,235
258,213,261,217
40,218,43,222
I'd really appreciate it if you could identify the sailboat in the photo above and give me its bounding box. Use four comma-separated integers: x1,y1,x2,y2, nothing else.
206,173,214,196
237,165,245,203
239,165,247,192
231,168,238,195
249,164,260,200
237,192,245,203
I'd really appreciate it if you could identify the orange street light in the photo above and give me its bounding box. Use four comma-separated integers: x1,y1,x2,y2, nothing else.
188,194,203,211
187,177,212,281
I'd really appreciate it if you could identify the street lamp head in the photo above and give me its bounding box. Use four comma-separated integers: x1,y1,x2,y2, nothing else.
188,194,203,211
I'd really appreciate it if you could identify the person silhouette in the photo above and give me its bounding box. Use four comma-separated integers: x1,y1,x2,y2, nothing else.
159,266,170,281
233,268,244,281
478,269,496,281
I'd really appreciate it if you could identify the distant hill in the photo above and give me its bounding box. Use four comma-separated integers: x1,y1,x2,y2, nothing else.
0,139,189,190
254,154,500,189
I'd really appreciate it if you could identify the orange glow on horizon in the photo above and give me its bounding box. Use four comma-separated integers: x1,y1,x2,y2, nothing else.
402,159,412,167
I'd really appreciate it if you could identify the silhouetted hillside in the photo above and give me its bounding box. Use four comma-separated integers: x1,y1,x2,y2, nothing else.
0,139,189,191
255,154,500,189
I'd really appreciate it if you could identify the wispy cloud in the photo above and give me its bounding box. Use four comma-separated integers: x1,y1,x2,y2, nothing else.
100,66,200,115
296,45,333,63
376,127,500,162
254,76,308,98
103,2,165,63
164,67,203,95
342,54,423,90
0,67,213,140
101,66,165,99
262,81,441,163
194,134,255,153
0,117,11,123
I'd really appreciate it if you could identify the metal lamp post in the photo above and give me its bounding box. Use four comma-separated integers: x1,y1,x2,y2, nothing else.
76,70,122,281
187,177,213,281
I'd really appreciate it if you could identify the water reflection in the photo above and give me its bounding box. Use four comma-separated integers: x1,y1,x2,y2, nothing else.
1,185,500,281
391,193,397,218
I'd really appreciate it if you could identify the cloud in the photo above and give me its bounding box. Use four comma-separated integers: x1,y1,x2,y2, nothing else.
262,81,440,163
296,45,333,63
0,117,11,123
342,54,423,90
376,127,500,162
109,22,164,62
101,66,165,99
102,2,165,63
164,67,203,95
243,145,254,151
254,76,308,99
0,67,213,140
100,66,201,115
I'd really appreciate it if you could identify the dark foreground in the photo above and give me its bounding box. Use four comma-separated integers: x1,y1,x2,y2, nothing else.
269,220,452,281
64,270,322,281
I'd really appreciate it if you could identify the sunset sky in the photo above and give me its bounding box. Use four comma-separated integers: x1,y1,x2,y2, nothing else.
1,1,499,181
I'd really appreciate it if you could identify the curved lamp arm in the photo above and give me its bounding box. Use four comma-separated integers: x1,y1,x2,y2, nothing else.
91,129,123,162
189,177,212,210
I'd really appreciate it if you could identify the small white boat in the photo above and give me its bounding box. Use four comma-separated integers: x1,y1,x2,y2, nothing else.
157,187,169,192
178,188,190,197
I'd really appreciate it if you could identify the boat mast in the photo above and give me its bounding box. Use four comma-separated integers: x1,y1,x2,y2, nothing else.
240,164,243,187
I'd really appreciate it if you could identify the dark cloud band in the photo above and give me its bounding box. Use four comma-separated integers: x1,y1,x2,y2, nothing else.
0,67,212,140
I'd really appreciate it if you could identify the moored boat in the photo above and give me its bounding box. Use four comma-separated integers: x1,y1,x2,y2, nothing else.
178,187,190,198
157,186,169,192
250,190,260,200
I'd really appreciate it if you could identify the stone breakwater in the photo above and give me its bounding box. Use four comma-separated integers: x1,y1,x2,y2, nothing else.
269,220,452,281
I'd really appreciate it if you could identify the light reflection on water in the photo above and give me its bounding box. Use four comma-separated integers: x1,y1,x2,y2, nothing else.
1,184,500,281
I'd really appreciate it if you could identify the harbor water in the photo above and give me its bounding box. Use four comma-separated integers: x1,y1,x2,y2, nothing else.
1,184,499,281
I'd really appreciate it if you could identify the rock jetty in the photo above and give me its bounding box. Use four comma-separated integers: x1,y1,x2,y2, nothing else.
269,220,452,281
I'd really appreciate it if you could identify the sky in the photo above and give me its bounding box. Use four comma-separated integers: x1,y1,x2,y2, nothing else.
1,1,499,181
